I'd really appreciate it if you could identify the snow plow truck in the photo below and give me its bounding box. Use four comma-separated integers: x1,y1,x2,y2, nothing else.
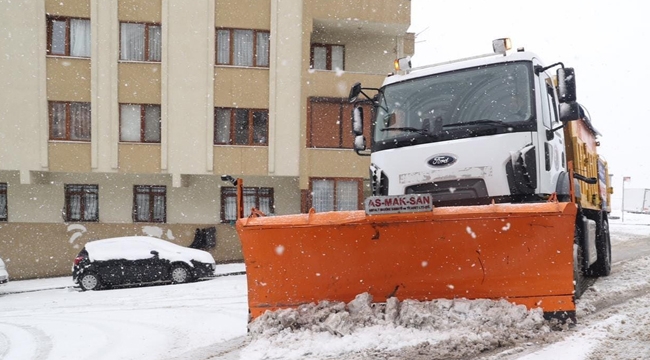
232,38,613,323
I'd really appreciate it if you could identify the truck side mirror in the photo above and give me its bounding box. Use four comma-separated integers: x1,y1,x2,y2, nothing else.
354,135,366,153
557,68,576,103
559,102,581,122
349,82,362,103
352,106,370,156
352,106,364,136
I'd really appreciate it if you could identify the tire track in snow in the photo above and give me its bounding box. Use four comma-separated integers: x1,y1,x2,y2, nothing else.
0,321,53,360
164,335,250,360
37,313,189,360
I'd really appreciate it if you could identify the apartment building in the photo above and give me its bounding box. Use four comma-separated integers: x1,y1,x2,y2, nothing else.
0,0,413,279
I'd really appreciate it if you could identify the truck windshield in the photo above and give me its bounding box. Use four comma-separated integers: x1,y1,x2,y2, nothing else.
374,62,534,144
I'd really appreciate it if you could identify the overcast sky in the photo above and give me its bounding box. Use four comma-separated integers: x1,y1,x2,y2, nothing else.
408,0,649,208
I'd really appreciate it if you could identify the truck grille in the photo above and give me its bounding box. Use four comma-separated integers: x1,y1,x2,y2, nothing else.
405,179,489,206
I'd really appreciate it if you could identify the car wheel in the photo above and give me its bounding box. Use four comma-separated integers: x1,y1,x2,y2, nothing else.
79,272,101,291
170,264,191,284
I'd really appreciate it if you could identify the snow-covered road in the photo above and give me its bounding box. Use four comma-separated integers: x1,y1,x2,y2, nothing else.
1,214,649,360
0,264,249,360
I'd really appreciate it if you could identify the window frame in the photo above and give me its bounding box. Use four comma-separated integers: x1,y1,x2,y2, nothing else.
0,183,7,222
220,186,274,223
214,107,269,146
46,16,91,57
49,101,92,142
119,103,162,143
133,185,167,223
310,43,345,71
543,74,561,125
64,184,99,222
215,28,270,68
307,97,373,149
119,21,162,62
306,177,363,213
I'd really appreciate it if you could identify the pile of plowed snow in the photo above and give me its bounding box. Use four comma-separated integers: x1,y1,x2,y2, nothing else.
242,293,554,360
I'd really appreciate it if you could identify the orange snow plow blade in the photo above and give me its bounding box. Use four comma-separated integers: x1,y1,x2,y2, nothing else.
237,202,577,321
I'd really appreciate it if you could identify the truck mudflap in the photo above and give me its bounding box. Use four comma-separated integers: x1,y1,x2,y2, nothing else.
236,202,578,320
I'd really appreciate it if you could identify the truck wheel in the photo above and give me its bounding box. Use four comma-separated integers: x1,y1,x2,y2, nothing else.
588,218,612,277
574,224,586,299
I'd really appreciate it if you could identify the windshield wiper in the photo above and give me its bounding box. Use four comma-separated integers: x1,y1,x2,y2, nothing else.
381,127,434,136
443,120,512,128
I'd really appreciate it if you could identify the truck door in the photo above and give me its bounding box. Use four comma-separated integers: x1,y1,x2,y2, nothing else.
535,65,566,195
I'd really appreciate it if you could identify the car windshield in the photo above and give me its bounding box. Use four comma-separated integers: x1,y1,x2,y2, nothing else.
373,62,534,142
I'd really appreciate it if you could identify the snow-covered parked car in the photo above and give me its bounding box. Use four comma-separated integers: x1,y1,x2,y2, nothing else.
72,236,216,291
0,256,8,285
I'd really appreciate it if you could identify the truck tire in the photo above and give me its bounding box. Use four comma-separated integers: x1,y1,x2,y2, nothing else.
588,217,612,277
573,223,587,299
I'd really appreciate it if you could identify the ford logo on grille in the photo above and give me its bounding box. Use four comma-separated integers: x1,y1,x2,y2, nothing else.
427,154,457,167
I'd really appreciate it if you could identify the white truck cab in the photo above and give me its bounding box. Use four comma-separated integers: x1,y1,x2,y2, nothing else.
350,38,581,206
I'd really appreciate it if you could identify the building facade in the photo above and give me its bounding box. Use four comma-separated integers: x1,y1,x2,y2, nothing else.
0,0,413,279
